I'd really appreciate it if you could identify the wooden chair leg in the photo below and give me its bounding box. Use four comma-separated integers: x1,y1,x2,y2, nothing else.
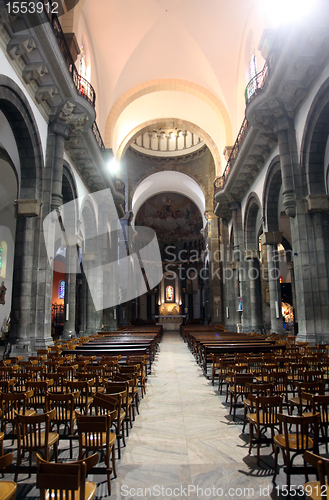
248,422,253,454
273,446,279,482
111,445,117,478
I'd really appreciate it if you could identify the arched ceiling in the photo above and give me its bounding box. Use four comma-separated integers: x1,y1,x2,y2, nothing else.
71,0,269,173
132,171,206,226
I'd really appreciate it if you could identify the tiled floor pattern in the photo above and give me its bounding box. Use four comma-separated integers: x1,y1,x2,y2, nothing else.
3,332,319,499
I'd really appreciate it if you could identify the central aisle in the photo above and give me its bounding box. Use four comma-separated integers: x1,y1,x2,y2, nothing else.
111,330,277,500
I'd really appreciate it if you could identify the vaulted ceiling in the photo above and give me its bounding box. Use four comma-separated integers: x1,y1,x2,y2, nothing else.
63,0,322,177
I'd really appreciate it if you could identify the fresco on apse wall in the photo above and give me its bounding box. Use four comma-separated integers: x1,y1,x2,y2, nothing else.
135,193,203,242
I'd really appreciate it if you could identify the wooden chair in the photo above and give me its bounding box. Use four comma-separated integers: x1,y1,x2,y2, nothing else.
225,365,249,402
229,372,254,421
0,453,17,500
217,358,234,395
0,379,16,393
269,371,290,406
248,394,283,465
76,412,116,495
107,380,132,434
26,365,46,380
26,380,53,412
303,393,329,454
303,450,329,500
11,372,29,392
114,372,139,421
36,452,98,500
0,366,17,381
66,380,94,415
58,364,78,382
46,391,80,459
288,362,309,394
289,381,325,415
273,413,320,493
15,408,59,481
0,409,4,456
28,355,46,366
242,382,273,433
210,354,221,386
93,392,126,459
1,389,35,437
44,372,66,393
44,360,63,373
120,364,145,399
126,354,148,390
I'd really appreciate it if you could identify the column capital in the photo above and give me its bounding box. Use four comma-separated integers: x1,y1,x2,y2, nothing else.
272,115,294,134
228,201,240,211
15,199,42,218
260,231,282,245
49,119,72,138
305,194,329,213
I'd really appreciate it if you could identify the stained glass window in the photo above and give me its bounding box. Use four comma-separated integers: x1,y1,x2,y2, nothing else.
59,280,65,300
166,285,174,302
0,241,6,278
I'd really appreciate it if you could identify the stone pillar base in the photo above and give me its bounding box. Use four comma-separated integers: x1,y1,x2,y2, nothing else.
61,330,76,340
10,341,32,360
35,336,54,351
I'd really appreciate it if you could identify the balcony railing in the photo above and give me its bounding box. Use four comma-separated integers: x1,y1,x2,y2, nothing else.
244,62,269,105
43,0,96,108
92,121,106,152
41,0,108,152
214,118,249,193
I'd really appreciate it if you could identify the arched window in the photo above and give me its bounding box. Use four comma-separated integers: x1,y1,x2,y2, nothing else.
0,241,7,279
250,43,257,81
59,280,65,300
79,44,87,79
166,285,174,302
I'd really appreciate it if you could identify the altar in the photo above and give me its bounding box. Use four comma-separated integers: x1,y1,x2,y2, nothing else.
155,302,186,330
155,315,186,330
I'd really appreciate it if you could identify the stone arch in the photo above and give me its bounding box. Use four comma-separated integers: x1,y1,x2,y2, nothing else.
263,156,282,232
244,193,262,251
0,76,43,200
63,163,78,204
80,198,97,253
131,171,206,226
301,77,329,197
105,79,233,150
117,118,222,173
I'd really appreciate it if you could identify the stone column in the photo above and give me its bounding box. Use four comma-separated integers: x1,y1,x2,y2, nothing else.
10,200,42,357
62,235,80,339
207,212,223,324
261,232,283,334
117,212,133,328
34,119,72,350
291,196,329,343
100,209,118,332
229,202,243,331
50,121,72,211
83,252,97,335
246,251,263,332
276,124,296,218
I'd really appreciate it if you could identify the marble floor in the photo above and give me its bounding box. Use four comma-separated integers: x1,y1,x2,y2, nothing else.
3,331,320,499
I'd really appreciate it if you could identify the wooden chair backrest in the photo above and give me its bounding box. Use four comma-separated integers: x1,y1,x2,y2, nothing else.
36,452,98,500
